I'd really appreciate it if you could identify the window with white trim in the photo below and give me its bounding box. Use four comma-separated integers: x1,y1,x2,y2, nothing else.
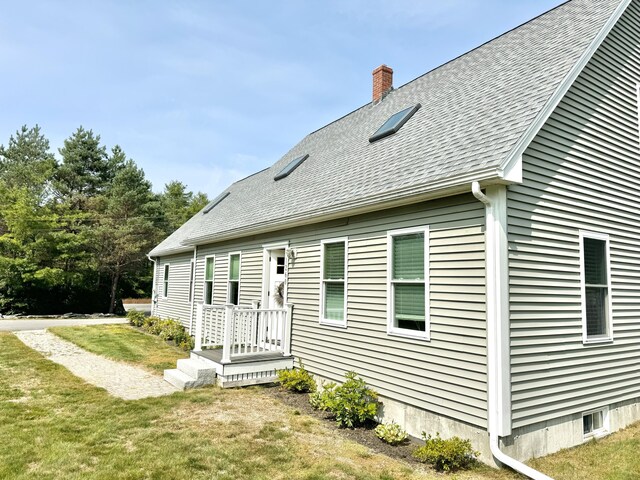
228,253,240,305
580,231,612,342
204,256,214,305
387,227,429,338
320,239,347,326
163,264,170,298
583,407,609,439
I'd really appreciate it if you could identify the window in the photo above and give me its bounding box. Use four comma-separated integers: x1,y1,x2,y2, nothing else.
163,264,170,298
188,260,195,303
583,408,609,439
276,256,285,275
228,253,240,305
204,256,215,305
203,191,230,214
274,154,309,181
387,227,429,339
580,231,613,343
320,239,347,326
369,104,421,143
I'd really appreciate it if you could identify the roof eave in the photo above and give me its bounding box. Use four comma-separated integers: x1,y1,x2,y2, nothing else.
148,245,194,258
499,0,631,174
182,166,508,248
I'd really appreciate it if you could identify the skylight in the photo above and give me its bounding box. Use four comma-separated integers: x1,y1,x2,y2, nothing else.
274,154,309,181
202,191,230,214
369,104,421,143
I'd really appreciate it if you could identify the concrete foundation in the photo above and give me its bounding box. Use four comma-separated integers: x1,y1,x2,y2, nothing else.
313,370,640,467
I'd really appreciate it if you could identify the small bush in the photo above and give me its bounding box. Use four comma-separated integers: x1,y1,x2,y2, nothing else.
142,316,160,333
277,362,316,393
309,381,337,410
157,319,183,341
412,432,479,472
309,371,378,428
374,421,408,446
127,309,146,327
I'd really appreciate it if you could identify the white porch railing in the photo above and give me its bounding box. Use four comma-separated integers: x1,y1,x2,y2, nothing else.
194,302,293,363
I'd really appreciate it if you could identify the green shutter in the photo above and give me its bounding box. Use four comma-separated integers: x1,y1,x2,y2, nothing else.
394,283,425,331
324,242,345,280
229,254,240,280
324,282,344,321
205,257,214,281
393,233,424,280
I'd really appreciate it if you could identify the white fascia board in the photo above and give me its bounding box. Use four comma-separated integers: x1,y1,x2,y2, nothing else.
499,0,632,174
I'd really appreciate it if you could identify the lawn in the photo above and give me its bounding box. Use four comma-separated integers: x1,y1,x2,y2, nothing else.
2,325,638,480
49,324,188,373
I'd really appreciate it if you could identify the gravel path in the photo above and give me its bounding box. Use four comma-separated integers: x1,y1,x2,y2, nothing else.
15,329,179,400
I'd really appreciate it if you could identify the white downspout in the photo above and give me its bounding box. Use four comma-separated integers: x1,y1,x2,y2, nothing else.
189,246,197,335
472,181,553,480
147,255,158,317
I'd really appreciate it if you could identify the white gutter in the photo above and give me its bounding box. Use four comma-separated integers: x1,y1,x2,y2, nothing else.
147,255,158,317
472,181,553,480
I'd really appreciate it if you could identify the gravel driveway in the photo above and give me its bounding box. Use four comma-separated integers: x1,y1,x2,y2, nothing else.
15,329,179,400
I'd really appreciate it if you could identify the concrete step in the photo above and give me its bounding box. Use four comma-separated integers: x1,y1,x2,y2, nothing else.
164,369,197,390
177,358,217,383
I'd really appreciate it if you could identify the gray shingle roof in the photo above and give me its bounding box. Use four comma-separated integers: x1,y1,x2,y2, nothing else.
150,0,624,256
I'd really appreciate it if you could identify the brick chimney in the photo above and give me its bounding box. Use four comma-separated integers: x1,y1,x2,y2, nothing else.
372,64,393,102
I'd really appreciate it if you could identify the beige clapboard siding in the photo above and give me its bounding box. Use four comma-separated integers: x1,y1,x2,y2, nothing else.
508,2,640,430
180,194,488,427
286,196,488,427
155,252,193,328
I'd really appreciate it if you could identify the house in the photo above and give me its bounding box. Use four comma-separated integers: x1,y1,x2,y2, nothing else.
148,0,640,472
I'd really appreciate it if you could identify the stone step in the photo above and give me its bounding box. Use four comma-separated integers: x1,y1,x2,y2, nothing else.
177,358,217,383
164,369,197,390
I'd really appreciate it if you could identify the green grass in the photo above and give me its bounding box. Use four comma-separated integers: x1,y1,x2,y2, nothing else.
49,324,188,373
4,325,639,479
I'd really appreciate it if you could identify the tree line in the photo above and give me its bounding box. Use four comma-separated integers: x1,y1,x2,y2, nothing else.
0,125,208,315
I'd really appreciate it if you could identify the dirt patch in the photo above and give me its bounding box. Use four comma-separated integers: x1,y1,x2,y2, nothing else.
262,386,424,466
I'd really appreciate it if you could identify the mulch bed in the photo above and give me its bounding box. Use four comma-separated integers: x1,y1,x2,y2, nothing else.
262,386,423,465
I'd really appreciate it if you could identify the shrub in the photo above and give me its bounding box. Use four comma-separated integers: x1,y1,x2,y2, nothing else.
143,316,164,335
157,319,183,341
277,362,316,393
127,309,146,327
309,371,378,428
374,421,408,446
412,432,479,472
309,381,336,410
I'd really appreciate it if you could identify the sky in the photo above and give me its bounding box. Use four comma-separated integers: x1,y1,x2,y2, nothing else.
0,0,564,196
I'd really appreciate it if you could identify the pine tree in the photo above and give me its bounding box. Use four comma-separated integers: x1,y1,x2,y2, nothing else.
91,159,162,312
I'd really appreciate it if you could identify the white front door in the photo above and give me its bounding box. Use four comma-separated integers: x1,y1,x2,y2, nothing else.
267,249,286,309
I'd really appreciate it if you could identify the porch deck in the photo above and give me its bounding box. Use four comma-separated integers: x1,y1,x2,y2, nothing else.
165,303,295,389
192,348,287,365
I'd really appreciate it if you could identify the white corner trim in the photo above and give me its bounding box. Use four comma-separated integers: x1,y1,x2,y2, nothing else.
319,237,349,327
188,247,197,333
386,226,430,341
473,182,553,480
483,185,511,438
148,255,157,316
499,0,632,176
579,230,614,344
